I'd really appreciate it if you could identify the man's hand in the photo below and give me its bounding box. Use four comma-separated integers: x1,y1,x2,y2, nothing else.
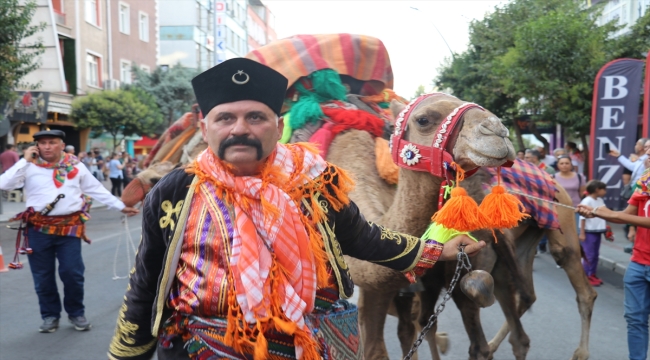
576,205,594,218
439,235,486,261
630,154,639,162
23,146,38,163
628,227,636,242
121,207,139,216
609,149,621,157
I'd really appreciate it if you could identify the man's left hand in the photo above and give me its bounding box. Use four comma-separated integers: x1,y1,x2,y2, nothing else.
439,235,486,261
121,207,139,216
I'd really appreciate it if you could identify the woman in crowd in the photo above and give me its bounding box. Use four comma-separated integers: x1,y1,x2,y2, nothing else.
108,152,124,197
554,155,586,232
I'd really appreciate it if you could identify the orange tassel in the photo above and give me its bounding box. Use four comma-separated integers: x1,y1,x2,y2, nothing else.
431,162,489,232
431,186,488,232
479,169,530,229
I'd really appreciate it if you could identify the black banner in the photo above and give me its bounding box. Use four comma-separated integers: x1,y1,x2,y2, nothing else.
590,59,644,209
2,91,50,124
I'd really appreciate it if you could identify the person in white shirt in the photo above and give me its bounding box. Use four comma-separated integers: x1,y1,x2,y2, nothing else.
537,146,556,168
578,180,608,287
0,130,139,334
610,138,650,184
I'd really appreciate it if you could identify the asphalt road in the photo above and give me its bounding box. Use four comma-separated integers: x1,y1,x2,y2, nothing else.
0,209,631,359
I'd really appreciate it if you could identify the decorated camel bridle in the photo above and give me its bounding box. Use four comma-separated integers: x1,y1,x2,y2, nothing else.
390,93,484,181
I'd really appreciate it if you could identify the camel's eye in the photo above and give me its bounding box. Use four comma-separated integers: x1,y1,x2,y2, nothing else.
416,117,430,126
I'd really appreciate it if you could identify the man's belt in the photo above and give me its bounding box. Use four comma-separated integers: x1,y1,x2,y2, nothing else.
8,194,71,270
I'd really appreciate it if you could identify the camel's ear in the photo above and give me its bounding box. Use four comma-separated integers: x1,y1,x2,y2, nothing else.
390,100,406,120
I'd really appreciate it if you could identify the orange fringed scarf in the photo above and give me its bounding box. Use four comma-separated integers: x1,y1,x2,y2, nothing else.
185,143,354,360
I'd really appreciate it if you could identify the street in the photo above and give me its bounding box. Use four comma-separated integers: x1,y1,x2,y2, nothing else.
0,208,630,360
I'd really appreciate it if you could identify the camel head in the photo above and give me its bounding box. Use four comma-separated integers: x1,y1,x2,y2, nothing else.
390,94,515,174
121,161,177,207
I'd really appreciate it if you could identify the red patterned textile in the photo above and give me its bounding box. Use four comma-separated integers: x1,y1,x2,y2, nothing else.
484,159,560,230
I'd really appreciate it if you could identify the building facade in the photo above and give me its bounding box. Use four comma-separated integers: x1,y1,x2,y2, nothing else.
592,0,650,37
246,0,276,53
214,0,248,64
4,0,158,153
159,0,215,70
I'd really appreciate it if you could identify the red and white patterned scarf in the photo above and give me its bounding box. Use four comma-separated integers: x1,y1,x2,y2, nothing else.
196,143,327,330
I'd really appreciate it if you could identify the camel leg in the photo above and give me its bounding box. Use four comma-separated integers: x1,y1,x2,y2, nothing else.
490,254,532,360
488,226,539,357
394,293,419,360
547,228,597,360
417,275,446,360
358,287,396,360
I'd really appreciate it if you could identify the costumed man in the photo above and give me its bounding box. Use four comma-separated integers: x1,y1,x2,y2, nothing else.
0,130,139,333
108,58,485,360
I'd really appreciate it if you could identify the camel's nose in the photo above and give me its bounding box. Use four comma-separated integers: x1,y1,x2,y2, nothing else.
478,117,509,138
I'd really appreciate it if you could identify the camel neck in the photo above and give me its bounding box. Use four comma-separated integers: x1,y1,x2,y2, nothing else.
381,170,442,237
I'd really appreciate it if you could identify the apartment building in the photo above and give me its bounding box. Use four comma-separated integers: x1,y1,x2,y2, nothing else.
246,0,276,52
214,0,248,64
4,0,158,152
591,0,650,37
159,0,215,70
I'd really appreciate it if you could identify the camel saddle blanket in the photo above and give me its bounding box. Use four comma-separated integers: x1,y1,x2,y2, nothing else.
160,300,363,360
484,159,560,230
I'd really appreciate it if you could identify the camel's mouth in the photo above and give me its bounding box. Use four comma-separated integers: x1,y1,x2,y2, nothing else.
462,137,516,169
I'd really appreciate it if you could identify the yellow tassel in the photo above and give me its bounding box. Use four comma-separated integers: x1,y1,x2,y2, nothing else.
479,184,530,228
431,186,488,232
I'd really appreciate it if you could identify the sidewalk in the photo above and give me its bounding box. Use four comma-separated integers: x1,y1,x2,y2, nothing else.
598,223,631,276
0,180,114,222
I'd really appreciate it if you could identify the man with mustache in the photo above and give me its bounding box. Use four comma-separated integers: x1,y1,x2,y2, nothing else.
108,58,485,360
0,130,139,333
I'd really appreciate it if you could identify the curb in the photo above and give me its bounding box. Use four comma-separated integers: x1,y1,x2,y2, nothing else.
598,256,628,276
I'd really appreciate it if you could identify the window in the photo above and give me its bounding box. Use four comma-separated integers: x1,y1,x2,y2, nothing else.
52,0,63,14
85,0,99,26
119,3,130,34
120,60,132,84
140,65,150,73
86,53,101,87
139,12,149,42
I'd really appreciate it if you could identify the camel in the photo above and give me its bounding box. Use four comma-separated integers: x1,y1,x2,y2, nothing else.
325,97,595,360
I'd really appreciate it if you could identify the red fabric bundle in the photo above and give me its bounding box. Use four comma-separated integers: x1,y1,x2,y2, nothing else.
321,107,384,138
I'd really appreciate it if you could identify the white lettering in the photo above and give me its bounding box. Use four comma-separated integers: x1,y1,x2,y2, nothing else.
598,165,621,189
596,136,625,160
602,75,629,99
600,106,625,129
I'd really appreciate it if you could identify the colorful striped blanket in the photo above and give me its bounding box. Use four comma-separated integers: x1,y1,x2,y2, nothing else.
484,159,560,230
246,34,394,90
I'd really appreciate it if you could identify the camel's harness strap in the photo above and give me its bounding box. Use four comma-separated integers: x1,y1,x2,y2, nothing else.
403,246,472,360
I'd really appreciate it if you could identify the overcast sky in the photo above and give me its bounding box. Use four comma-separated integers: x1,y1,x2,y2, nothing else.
266,0,507,97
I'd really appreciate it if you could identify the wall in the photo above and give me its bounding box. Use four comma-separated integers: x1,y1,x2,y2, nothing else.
110,0,158,82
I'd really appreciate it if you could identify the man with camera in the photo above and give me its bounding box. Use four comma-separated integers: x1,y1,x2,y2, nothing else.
0,130,139,333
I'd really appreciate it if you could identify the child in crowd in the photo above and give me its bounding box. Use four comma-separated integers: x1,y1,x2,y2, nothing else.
579,180,608,286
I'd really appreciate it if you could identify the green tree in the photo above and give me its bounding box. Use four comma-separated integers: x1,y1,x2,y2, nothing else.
610,7,650,59
412,85,426,99
129,64,198,128
436,0,614,157
0,0,45,109
71,90,164,150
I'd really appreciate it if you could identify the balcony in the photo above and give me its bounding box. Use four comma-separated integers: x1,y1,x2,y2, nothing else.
54,11,66,25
